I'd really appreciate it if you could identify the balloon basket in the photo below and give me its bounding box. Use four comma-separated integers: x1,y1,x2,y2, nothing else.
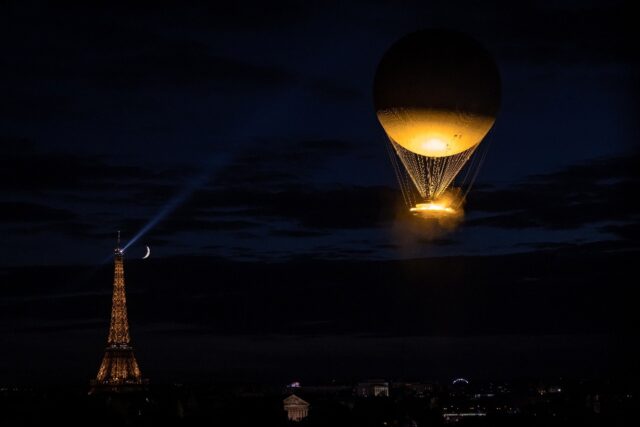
410,202,456,217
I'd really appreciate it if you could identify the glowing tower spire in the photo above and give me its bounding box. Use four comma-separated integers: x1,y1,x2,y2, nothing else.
91,232,146,392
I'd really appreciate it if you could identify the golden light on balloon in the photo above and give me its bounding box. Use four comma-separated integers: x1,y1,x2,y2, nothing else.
374,29,501,221
376,110,496,158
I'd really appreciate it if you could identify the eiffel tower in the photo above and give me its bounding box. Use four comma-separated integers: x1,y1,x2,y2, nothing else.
90,232,147,393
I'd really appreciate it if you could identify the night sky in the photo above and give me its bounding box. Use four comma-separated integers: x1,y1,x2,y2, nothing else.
1,1,637,385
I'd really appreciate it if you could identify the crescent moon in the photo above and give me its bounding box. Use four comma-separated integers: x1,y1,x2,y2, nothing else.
142,246,151,259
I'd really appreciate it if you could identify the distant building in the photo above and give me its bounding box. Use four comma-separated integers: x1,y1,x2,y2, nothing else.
356,380,389,397
586,394,601,414
283,394,310,422
538,384,563,395
292,384,352,396
442,411,487,424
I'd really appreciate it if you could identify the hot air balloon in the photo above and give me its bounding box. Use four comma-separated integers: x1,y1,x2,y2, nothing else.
374,29,500,216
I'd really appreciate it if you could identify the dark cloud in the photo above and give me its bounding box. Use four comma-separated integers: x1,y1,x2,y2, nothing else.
43,1,318,32
304,77,364,102
2,8,297,91
515,239,636,253
87,47,294,91
414,237,457,246
269,229,329,238
175,185,399,231
466,151,640,230
489,1,636,64
3,221,99,241
120,216,261,236
4,138,638,254
600,222,640,241
0,89,77,122
0,202,76,223
214,138,360,189
110,185,400,243
1,138,395,244
0,139,197,240
1,243,634,338
370,0,635,65
0,200,101,241
0,138,186,194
